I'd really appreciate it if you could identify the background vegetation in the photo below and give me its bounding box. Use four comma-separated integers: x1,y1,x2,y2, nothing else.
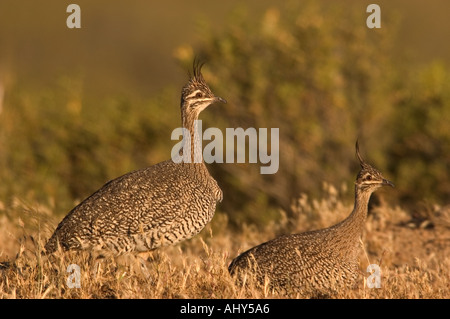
183,3,450,225
0,1,449,299
1,1,449,226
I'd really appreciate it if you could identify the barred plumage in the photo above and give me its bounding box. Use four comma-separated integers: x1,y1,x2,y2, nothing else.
45,61,226,256
228,141,394,294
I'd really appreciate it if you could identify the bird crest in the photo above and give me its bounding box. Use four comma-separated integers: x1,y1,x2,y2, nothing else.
355,140,394,188
356,139,370,169
181,58,214,102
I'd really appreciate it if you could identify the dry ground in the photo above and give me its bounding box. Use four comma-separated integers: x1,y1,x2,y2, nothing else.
0,186,449,299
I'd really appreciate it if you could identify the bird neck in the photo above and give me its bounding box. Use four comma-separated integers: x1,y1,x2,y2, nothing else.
348,186,372,226
330,186,373,256
181,108,204,164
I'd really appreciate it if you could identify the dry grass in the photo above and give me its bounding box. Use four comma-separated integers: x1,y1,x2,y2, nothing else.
1,186,449,299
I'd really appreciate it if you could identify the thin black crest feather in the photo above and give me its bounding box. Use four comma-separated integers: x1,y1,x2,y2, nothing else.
181,58,214,101
355,139,366,168
188,57,205,83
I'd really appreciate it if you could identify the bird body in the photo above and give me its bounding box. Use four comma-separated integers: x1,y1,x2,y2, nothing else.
46,161,221,255
45,61,225,255
228,141,394,294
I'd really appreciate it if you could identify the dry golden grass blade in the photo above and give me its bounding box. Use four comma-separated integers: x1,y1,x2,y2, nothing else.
0,193,449,299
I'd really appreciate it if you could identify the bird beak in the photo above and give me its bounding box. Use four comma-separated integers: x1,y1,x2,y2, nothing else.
214,96,227,104
382,179,395,187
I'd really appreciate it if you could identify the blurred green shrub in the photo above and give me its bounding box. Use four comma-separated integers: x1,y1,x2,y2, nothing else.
176,2,449,226
387,61,450,204
0,2,449,228
177,3,396,225
0,77,180,215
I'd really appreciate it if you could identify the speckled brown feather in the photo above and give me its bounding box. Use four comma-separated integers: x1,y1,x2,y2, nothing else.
45,62,224,255
228,141,394,294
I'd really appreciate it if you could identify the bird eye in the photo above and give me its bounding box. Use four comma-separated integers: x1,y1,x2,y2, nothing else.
366,175,372,181
195,92,203,98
